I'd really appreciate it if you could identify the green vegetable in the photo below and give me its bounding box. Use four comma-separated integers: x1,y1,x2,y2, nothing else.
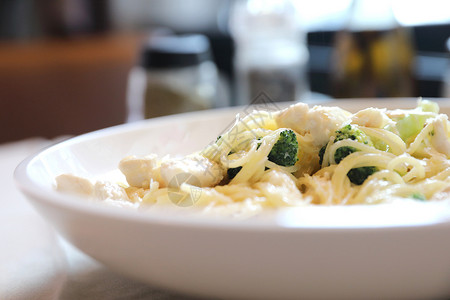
333,124,372,168
227,166,242,180
268,129,299,167
371,137,388,152
395,100,439,143
334,146,358,164
335,124,372,145
227,129,298,179
347,166,377,185
411,193,426,201
335,144,378,185
395,114,427,143
418,99,439,113
318,145,326,166
320,124,377,185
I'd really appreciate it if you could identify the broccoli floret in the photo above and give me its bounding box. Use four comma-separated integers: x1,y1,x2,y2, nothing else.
347,166,377,185
227,166,242,180
268,129,299,167
335,125,377,185
227,130,298,179
335,124,372,145
318,145,326,166
320,124,372,165
226,146,242,180
332,144,377,185
319,144,358,166
320,125,377,185
334,146,358,164
335,144,378,185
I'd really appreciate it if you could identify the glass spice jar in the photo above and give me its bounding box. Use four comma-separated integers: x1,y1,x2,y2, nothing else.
126,34,218,122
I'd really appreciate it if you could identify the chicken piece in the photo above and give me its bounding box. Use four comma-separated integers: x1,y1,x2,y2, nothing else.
430,115,450,158
119,154,160,189
55,174,94,196
275,102,308,132
56,173,131,203
275,102,351,146
159,154,224,187
93,181,130,201
351,107,393,128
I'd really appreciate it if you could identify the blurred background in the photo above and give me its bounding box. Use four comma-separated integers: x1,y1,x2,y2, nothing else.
1,0,449,143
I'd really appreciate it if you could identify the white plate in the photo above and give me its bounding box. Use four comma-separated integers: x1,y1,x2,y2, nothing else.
15,98,450,300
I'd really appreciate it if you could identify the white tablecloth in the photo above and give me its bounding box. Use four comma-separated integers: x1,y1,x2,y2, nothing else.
0,138,194,300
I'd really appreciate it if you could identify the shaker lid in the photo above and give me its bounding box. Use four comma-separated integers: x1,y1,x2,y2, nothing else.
140,34,211,69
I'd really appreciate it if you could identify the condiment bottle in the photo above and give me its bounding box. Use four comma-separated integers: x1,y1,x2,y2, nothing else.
229,0,309,105
331,0,415,98
127,34,218,121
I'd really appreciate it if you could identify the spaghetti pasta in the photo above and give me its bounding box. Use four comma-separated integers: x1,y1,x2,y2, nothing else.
56,99,450,214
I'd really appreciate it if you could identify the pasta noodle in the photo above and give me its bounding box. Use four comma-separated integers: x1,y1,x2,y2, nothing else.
56,99,450,215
